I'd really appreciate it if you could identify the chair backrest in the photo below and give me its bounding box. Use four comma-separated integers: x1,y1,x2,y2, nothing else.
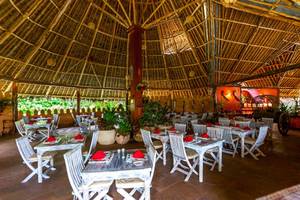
219,118,231,126
255,126,268,147
201,113,207,120
169,133,187,160
75,115,82,126
63,146,84,199
22,116,29,124
207,127,224,139
140,129,153,147
146,144,157,183
192,124,206,134
84,131,99,164
234,120,251,128
15,136,35,163
15,121,26,136
53,114,59,127
174,123,186,133
190,119,198,124
219,126,233,143
261,118,273,129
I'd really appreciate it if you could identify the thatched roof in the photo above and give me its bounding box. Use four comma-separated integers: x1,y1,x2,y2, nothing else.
0,0,300,99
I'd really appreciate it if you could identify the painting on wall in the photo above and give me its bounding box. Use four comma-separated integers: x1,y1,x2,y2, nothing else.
216,86,241,112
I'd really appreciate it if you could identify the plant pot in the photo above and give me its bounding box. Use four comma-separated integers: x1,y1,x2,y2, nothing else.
115,133,130,145
98,129,116,145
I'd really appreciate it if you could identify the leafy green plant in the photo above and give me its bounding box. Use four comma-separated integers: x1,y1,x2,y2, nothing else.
139,100,170,127
102,107,117,130
117,113,132,136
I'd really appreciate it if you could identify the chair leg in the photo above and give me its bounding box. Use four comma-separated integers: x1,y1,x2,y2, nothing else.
184,158,198,182
256,148,266,157
117,188,136,200
21,170,37,183
244,146,259,160
170,159,180,174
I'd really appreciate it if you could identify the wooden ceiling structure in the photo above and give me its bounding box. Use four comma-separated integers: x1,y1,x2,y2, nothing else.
0,0,300,99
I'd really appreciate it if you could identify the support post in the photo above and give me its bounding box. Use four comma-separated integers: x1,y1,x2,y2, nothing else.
128,25,144,122
12,82,18,122
76,89,80,114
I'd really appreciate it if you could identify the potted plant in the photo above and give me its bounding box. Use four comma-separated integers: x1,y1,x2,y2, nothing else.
98,107,117,145
115,113,132,145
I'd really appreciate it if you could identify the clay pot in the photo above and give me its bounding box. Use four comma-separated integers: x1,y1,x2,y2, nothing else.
97,129,116,145
115,133,130,145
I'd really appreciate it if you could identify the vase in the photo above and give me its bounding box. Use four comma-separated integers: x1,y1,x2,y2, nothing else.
98,129,116,145
115,133,130,145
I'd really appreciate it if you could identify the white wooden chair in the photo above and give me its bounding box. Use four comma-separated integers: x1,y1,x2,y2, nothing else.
174,123,186,133
190,119,198,124
244,126,268,160
192,124,206,135
205,127,224,171
53,114,59,130
15,120,35,142
16,136,56,183
64,146,113,200
169,133,199,182
220,126,239,157
219,118,231,126
234,120,251,128
201,113,207,121
76,115,82,126
141,129,163,162
83,131,99,164
116,145,157,200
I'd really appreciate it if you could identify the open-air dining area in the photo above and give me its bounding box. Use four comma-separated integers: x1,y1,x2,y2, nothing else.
1,0,300,199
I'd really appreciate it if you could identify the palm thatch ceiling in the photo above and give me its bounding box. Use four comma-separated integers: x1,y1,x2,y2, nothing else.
0,0,300,99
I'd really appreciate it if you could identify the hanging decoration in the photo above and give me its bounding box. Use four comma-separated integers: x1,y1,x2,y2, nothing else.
189,70,195,78
47,58,56,66
136,82,147,92
87,22,96,30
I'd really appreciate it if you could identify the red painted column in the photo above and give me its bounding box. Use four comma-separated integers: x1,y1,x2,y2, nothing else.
128,25,144,122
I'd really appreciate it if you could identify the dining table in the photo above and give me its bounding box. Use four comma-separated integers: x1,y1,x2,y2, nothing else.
185,137,224,182
34,135,85,183
81,149,152,200
230,127,256,158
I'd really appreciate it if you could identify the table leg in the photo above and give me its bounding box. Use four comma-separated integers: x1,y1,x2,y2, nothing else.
218,144,222,172
198,153,204,183
163,142,167,166
241,136,245,158
37,151,43,183
83,188,89,200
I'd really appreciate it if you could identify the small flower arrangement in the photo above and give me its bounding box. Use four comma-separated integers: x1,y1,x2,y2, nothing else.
136,82,147,92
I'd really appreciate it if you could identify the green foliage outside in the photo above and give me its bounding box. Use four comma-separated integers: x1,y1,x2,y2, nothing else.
18,97,124,114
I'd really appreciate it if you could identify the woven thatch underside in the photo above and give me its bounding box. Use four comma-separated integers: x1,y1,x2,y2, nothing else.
0,0,300,98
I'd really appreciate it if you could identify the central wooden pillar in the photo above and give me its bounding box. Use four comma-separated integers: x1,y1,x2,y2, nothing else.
128,25,144,122
12,82,18,122
76,89,80,114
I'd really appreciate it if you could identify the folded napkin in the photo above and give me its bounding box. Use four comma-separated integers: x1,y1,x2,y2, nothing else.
168,127,176,132
74,133,84,140
153,128,161,134
235,124,240,128
201,133,209,138
132,150,144,159
183,135,193,142
215,122,221,126
47,119,52,123
206,123,213,127
46,136,56,142
243,127,251,130
91,151,106,161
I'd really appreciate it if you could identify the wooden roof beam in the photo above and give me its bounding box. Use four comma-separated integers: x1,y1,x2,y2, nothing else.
102,0,130,27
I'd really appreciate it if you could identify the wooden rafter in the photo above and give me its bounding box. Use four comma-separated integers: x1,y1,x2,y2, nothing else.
102,0,130,27
13,0,73,79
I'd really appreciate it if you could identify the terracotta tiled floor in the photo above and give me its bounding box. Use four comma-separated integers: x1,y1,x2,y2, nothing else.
1,130,300,200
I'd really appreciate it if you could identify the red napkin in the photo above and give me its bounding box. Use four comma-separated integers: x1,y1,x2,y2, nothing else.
201,133,209,138
235,124,240,128
28,121,34,125
215,122,221,126
46,136,56,142
184,135,193,142
74,133,84,140
206,123,213,127
91,151,106,161
243,127,251,130
132,150,144,159
47,119,52,123
168,127,176,132
153,128,161,134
